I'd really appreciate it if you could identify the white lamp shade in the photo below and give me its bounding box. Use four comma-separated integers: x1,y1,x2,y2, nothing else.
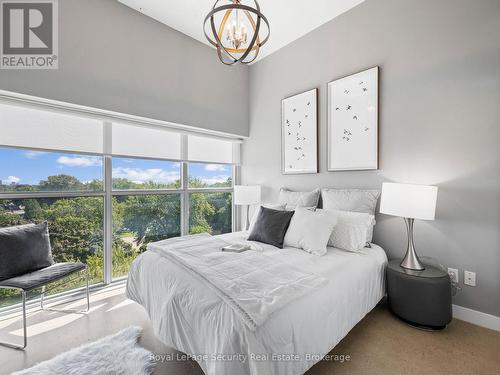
380,182,438,220
234,185,261,205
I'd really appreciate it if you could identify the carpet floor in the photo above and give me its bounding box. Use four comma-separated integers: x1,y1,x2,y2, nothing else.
0,284,499,375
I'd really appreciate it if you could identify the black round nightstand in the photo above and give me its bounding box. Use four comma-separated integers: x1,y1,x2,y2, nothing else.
386,259,452,330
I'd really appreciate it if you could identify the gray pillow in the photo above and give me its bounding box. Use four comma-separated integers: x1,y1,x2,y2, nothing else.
278,188,320,210
321,188,380,214
0,222,54,281
321,188,380,242
247,207,295,249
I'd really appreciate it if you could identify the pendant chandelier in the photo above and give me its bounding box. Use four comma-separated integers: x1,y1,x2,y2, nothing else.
204,0,270,65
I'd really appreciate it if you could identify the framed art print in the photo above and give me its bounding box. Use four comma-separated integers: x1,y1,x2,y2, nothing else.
327,66,379,171
281,88,318,174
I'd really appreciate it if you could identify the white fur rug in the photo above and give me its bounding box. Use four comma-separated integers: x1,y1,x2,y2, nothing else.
13,326,155,375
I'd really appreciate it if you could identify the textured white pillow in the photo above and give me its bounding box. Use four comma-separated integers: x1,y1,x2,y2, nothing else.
318,209,375,252
284,206,337,256
248,203,286,233
278,188,320,209
321,188,380,214
321,188,380,241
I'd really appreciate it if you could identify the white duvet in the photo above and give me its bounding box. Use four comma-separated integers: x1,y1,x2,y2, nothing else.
127,232,387,375
147,233,328,331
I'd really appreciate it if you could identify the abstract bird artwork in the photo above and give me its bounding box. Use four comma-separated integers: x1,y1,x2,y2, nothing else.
328,67,379,171
281,88,318,174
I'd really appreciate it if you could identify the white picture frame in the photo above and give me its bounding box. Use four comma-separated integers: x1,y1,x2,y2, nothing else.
327,66,379,171
281,88,318,174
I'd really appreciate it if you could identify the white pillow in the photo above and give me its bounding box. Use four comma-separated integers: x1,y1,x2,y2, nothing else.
283,206,337,256
321,188,380,241
278,188,320,209
318,209,375,253
248,203,286,233
321,188,380,214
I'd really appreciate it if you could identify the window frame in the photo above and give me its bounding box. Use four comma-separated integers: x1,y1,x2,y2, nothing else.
183,161,235,237
0,151,237,286
0,92,242,313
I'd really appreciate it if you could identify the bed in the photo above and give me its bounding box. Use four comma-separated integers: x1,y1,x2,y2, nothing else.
126,231,387,375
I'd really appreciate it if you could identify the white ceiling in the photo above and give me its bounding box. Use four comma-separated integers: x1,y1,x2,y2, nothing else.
117,0,365,63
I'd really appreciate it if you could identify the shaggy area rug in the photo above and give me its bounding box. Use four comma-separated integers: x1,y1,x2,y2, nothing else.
13,326,155,375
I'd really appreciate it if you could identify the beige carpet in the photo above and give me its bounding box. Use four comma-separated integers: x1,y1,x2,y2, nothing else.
0,285,499,375
307,303,500,375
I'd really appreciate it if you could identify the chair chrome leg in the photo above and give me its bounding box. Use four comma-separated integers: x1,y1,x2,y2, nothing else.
85,266,90,312
40,269,90,314
40,285,45,309
22,291,27,349
0,291,27,350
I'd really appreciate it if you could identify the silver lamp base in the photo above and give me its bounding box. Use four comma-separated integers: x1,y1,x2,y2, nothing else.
400,218,425,271
245,205,251,231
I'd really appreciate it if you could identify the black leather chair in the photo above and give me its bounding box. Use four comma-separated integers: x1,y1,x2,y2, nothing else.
0,223,89,350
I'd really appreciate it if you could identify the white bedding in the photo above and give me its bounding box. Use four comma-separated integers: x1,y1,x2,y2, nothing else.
126,231,387,375
147,233,328,331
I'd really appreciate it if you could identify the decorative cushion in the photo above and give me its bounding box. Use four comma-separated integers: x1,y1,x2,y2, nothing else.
284,206,337,256
0,262,85,291
278,188,320,210
247,207,295,248
0,222,54,281
318,210,375,252
248,203,286,233
321,188,380,241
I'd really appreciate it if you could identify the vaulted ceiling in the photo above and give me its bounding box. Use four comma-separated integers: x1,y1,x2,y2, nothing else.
117,0,365,63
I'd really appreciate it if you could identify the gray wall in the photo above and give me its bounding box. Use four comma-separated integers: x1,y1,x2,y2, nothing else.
243,0,500,316
0,0,249,137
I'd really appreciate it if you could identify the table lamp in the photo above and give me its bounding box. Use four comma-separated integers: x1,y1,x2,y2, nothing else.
234,185,261,231
380,182,438,271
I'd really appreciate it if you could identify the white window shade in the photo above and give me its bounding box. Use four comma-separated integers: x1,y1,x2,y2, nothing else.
0,102,103,154
187,135,240,164
111,123,181,160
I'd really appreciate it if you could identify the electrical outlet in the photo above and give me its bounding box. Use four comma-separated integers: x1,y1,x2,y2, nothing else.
464,271,476,286
448,268,459,283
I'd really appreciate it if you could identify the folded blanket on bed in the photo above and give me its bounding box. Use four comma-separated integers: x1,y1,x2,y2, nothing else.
148,234,328,331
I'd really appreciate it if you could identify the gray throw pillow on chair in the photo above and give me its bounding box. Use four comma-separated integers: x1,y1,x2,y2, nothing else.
0,222,54,281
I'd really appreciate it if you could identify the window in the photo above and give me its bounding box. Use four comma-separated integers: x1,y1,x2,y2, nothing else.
109,159,234,279
0,196,104,307
189,192,232,235
0,96,240,310
112,194,181,278
0,147,103,192
188,162,234,235
188,162,232,188
112,157,181,190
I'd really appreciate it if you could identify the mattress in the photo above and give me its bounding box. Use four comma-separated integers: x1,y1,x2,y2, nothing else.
126,231,387,375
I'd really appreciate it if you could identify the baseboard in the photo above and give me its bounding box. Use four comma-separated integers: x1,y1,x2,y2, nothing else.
453,304,500,331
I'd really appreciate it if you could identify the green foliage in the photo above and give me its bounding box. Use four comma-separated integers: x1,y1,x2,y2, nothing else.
0,174,104,193
117,195,181,243
189,176,232,189
0,173,232,307
112,178,180,190
111,240,138,278
40,174,84,191
22,199,43,220
189,193,215,234
0,210,27,227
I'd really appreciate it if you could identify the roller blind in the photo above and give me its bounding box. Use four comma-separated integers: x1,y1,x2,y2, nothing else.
187,135,240,164
111,123,182,160
0,102,103,154
0,100,242,164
